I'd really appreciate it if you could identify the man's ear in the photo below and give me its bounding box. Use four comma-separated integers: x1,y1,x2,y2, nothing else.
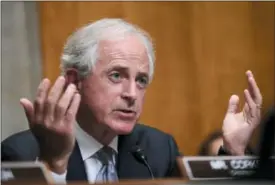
65,68,81,90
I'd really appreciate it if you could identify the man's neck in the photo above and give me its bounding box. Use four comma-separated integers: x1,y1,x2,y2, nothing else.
76,110,116,146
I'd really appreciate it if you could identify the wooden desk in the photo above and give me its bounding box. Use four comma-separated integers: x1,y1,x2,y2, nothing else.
2,178,186,185
2,179,275,185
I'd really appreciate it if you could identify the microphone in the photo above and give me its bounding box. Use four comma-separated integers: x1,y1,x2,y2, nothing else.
131,145,155,179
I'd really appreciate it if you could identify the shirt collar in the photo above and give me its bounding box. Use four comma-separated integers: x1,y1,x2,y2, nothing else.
74,123,118,161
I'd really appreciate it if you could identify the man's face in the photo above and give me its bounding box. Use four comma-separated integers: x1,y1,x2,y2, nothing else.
80,35,150,134
208,137,223,155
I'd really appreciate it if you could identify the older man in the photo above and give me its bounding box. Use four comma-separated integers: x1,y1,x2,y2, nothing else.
1,18,262,183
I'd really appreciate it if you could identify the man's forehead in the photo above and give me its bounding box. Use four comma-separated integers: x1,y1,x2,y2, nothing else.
98,35,148,57
95,58,149,75
95,36,150,72
107,60,149,70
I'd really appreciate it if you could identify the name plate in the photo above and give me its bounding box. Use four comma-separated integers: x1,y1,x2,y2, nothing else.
177,156,275,180
1,161,51,183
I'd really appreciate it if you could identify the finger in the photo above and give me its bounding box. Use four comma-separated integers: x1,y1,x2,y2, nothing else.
20,98,34,126
227,94,240,114
246,70,253,78
246,70,262,105
244,89,258,122
244,89,255,108
44,76,66,119
34,79,51,123
64,93,81,130
246,71,256,100
55,83,77,120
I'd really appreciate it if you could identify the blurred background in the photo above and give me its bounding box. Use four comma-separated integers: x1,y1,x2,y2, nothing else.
1,1,274,156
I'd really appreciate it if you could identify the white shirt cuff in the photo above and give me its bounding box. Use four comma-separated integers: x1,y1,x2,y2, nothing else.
50,170,67,184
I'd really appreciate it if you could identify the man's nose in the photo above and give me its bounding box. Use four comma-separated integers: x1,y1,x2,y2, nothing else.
121,81,137,106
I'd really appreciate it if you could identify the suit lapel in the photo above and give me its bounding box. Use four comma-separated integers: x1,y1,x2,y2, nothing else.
117,134,136,179
65,124,149,181
66,141,88,181
117,127,151,179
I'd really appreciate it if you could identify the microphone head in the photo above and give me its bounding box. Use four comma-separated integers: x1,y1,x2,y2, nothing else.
131,145,147,162
130,145,154,178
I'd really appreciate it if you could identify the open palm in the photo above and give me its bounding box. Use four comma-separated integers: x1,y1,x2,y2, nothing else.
222,71,262,155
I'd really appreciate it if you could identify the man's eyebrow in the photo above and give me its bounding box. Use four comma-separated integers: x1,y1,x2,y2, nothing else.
106,64,149,78
137,72,149,79
107,65,129,72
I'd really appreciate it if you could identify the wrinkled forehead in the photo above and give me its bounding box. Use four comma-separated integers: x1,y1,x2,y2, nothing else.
95,35,150,72
99,34,148,58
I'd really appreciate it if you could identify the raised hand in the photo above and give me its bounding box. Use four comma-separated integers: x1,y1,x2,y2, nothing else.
222,70,262,155
20,76,81,173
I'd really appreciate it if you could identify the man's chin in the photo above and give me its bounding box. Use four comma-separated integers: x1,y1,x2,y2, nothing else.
109,121,136,135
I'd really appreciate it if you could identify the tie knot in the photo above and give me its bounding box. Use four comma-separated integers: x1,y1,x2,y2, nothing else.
96,146,116,165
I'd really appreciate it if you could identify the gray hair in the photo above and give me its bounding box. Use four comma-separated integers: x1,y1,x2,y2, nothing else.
60,18,155,82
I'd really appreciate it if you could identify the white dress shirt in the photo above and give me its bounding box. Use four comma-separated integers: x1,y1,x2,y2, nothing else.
51,123,118,184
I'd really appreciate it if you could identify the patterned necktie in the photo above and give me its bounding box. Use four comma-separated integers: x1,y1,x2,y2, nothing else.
95,146,118,183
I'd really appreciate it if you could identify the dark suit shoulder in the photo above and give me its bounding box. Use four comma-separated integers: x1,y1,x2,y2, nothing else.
133,123,180,154
134,123,172,138
132,123,181,177
1,130,39,161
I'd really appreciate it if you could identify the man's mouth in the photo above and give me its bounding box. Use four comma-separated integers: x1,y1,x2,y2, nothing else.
115,109,137,119
116,109,136,114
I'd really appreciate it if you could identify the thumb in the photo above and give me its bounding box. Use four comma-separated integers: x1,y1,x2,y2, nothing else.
227,95,239,114
20,98,34,125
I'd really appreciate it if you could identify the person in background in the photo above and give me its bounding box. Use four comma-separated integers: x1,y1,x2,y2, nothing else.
198,130,255,156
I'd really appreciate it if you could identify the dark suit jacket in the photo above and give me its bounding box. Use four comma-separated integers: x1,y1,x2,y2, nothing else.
1,123,182,181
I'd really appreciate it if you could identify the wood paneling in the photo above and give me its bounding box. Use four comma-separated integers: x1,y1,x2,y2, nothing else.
38,2,274,155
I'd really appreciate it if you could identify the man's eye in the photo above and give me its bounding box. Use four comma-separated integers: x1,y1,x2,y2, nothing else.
137,77,148,87
109,72,121,82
